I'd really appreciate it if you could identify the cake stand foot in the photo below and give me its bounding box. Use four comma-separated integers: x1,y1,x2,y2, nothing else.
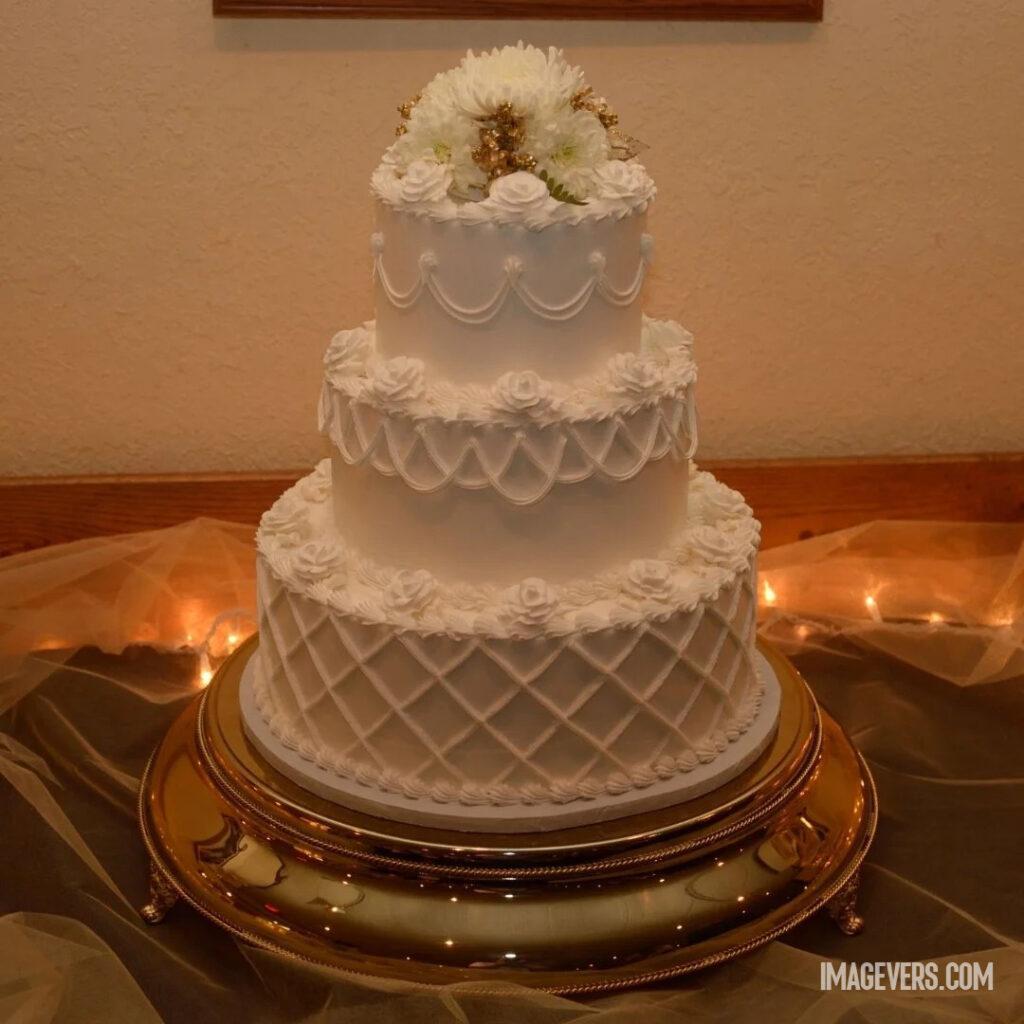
140,860,179,924
826,870,865,936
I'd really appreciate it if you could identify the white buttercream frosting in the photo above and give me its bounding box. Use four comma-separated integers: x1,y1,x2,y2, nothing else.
502,577,561,630
251,630,766,809
320,317,695,427
490,370,554,415
364,355,426,405
397,159,453,203
384,568,437,615
607,351,663,398
256,460,759,640
371,159,654,229
291,538,346,585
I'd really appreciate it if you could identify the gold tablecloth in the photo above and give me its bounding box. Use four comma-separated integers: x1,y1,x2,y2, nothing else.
2,518,1022,1023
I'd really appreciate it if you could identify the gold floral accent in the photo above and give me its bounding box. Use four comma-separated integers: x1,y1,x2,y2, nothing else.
571,86,645,160
570,86,617,128
471,103,537,186
394,93,421,138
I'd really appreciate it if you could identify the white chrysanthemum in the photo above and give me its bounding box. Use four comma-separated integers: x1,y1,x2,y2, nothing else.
393,95,485,196
451,42,584,119
526,107,610,199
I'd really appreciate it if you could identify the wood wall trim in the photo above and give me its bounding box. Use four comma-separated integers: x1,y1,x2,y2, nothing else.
2,454,1022,559
212,0,823,21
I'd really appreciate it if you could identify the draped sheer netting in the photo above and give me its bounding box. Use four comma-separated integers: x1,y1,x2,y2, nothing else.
1,517,1022,1023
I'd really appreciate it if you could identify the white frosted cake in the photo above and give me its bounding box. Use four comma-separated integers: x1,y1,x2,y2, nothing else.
242,44,779,831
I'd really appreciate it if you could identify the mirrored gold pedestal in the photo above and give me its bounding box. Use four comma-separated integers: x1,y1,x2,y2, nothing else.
138,637,876,994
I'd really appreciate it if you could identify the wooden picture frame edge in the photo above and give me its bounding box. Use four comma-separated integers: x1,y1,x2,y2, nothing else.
212,0,823,22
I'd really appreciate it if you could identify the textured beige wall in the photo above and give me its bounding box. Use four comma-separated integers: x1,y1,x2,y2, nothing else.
2,0,1022,476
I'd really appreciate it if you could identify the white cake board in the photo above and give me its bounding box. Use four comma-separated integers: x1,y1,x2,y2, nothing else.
239,651,782,833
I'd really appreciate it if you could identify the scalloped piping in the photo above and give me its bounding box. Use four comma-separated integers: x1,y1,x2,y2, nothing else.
256,462,760,640
372,232,652,324
323,395,695,506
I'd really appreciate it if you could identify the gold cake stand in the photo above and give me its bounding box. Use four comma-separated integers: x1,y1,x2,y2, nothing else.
138,637,875,994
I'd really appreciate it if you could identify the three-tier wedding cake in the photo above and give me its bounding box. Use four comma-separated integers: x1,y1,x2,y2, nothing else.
241,44,780,831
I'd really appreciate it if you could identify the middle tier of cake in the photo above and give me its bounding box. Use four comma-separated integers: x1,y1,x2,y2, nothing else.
317,316,697,584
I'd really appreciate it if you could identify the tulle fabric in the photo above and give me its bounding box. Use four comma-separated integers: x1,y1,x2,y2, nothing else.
1,517,1022,1023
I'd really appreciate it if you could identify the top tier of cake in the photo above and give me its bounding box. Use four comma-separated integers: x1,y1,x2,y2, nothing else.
367,42,658,383
369,194,653,383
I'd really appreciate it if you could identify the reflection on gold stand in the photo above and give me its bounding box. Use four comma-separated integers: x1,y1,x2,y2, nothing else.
138,637,875,993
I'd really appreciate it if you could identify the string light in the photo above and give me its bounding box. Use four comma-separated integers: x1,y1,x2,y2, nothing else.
189,607,256,688
864,594,882,622
928,611,944,625
762,580,777,606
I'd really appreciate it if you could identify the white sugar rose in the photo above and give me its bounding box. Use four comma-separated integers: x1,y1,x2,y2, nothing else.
260,498,309,548
385,569,437,615
504,578,560,628
292,540,346,584
486,171,553,215
642,318,694,360
607,352,662,397
369,161,404,204
688,525,740,568
593,160,655,202
492,370,553,414
693,478,749,525
366,356,425,404
298,462,332,504
324,328,372,375
625,559,676,601
398,158,453,204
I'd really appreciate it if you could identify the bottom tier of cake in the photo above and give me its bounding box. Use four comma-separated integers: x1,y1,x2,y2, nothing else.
246,461,776,829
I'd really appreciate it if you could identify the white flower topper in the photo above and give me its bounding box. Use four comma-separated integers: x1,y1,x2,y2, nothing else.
374,42,656,222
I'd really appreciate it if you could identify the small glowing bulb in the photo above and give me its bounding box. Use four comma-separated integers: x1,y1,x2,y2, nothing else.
444,939,454,947
227,632,239,649
928,612,944,625
762,580,777,606
504,952,517,960
795,623,810,640
198,651,213,687
864,594,882,621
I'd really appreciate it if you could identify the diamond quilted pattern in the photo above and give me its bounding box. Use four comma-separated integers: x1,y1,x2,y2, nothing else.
255,555,761,804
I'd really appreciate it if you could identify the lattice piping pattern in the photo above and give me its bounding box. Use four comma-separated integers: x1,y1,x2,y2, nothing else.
253,556,763,808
